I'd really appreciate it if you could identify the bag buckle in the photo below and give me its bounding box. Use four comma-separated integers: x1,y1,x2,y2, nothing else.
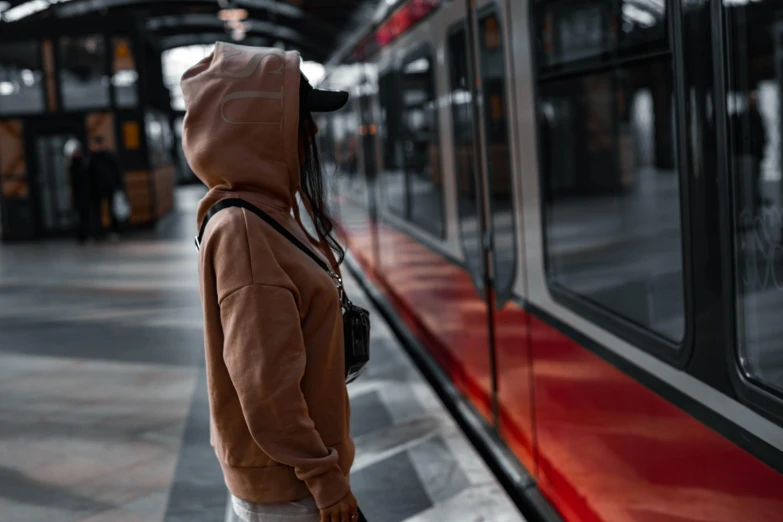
328,270,346,304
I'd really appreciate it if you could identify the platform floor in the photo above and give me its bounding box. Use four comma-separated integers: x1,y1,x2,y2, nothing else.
0,186,524,522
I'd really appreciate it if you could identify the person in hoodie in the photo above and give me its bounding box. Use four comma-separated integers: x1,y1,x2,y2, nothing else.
181,43,358,522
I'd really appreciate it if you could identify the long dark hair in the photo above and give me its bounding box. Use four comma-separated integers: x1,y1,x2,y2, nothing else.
298,78,345,266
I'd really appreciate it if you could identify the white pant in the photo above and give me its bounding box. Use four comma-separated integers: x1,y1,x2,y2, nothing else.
231,495,320,522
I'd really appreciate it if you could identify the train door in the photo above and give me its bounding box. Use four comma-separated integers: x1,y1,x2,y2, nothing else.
468,0,537,474
446,0,537,472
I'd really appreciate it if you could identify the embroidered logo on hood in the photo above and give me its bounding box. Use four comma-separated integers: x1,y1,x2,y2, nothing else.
181,43,302,216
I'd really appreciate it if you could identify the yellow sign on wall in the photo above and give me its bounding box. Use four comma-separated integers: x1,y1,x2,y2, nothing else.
113,38,136,72
123,121,140,150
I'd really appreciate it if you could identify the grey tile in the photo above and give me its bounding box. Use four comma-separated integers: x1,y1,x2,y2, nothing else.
163,371,226,522
351,451,432,522
0,465,112,519
352,414,442,472
351,391,394,440
361,338,414,383
378,383,427,425
401,485,525,522
0,320,205,367
407,436,470,504
121,489,170,518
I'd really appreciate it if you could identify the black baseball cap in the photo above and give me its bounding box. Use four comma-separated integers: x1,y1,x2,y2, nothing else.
301,73,349,113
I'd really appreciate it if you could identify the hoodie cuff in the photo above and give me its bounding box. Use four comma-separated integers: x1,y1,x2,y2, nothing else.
304,467,351,510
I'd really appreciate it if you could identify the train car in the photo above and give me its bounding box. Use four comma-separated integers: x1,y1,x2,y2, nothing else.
317,0,783,520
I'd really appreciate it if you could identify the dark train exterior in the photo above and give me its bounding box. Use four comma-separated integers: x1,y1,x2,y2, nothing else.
318,0,783,521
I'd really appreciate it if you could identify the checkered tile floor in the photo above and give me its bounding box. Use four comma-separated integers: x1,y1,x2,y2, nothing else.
0,186,524,522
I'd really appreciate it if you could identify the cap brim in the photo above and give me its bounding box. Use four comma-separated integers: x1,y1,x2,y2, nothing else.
308,89,349,112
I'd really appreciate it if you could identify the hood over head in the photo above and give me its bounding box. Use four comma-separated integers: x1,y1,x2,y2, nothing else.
181,43,302,224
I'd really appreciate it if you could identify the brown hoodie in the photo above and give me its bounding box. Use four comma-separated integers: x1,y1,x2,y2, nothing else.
181,42,353,509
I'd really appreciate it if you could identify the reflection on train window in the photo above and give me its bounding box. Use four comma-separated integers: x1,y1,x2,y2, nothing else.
0,41,45,115
479,9,517,298
448,24,482,286
538,58,685,343
401,51,444,237
379,70,406,216
725,0,783,395
340,103,363,198
618,0,666,49
359,87,378,188
538,0,667,70
329,100,361,203
59,35,110,110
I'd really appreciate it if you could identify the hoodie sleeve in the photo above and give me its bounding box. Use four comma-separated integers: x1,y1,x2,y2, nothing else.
219,283,350,510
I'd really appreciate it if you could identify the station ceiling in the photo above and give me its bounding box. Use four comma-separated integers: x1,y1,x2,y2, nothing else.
0,0,380,62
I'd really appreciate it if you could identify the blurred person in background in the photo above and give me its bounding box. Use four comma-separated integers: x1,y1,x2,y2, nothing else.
67,139,94,243
733,89,767,225
87,135,126,242
182,44,360,522
747,91,767,215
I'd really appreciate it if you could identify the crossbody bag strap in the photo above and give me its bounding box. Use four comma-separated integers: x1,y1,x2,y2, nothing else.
196,198,334,277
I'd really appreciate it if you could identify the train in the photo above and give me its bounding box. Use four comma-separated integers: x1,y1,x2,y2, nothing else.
316,0,783,521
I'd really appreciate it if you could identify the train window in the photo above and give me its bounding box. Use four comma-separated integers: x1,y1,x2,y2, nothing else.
536,45,685,341
724,0,783,395
538,0,667,71
332,100,362,199
346,102,365,200
478,8,517,299
401,49,444,237
448,24,483,285
379,69,406,216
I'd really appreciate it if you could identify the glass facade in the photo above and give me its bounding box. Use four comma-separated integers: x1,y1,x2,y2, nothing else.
0,41,45,115
59,35,110,110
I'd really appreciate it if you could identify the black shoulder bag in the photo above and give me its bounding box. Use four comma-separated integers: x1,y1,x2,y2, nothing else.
196,198,370,383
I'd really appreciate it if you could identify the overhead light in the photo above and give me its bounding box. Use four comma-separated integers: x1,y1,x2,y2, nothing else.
0,81,17,96
2,0,71,23
404,57,430,73
622,4,657,28
112,70,138,87
20,69,35,86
